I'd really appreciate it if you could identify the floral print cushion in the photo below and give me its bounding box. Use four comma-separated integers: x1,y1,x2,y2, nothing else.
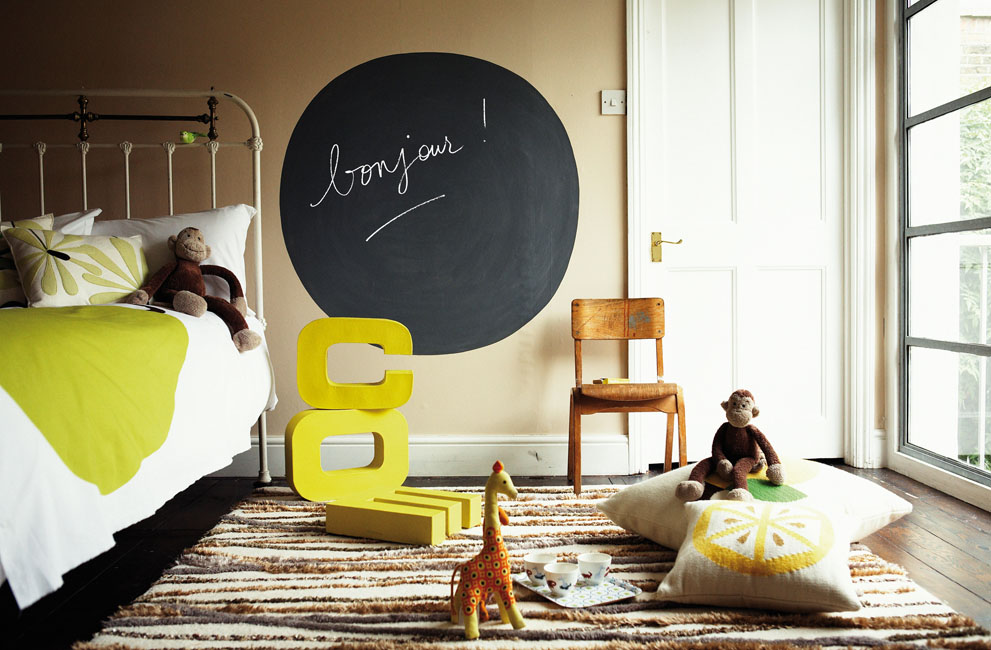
2,228,147,307
0,215,54,308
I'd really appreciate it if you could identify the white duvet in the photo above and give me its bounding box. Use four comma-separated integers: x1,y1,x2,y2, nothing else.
0,304,276,609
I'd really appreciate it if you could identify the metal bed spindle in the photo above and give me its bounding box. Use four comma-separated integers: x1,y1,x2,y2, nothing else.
78,141,90,210
120,141,132,218
163,141,175,215
208,140,219,209
33,141,46,214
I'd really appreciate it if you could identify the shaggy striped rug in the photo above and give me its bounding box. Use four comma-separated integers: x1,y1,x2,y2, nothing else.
76,485,991,649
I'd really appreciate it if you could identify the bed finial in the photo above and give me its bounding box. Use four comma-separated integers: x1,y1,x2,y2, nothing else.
207,96,219,141
76,95,94,142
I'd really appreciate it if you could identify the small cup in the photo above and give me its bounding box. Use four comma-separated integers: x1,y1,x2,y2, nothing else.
578,552,611,585
523,552,557,586
543,562,579,597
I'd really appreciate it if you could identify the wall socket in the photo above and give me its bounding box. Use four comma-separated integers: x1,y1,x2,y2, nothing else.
601,90,626,115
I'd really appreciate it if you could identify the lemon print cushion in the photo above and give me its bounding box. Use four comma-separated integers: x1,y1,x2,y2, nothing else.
597,458,911,551
656,500,861,612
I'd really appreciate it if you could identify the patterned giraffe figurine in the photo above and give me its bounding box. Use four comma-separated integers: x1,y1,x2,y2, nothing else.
450,460,526,640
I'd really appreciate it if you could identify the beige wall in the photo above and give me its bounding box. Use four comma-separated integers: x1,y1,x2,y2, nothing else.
0,0,629,462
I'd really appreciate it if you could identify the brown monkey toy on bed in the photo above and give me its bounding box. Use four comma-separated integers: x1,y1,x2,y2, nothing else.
675,389,785,501
125,227,261,352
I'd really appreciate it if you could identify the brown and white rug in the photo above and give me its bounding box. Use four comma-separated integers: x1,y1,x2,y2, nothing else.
76,485,991,649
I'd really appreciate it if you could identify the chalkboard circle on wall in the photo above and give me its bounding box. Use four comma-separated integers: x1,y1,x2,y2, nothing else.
280,52,579,355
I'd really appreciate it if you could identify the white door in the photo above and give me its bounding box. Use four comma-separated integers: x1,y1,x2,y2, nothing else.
631,0,844,463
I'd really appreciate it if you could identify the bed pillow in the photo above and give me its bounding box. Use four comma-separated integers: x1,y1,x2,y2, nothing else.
90,204,254,300
1,210,102,308
3,228,147,307
1,215,55,307
53,208,102,235
656,499,861,612
596,458,912,550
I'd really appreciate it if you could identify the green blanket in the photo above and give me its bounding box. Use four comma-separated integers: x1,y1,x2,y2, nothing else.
0,306,188,494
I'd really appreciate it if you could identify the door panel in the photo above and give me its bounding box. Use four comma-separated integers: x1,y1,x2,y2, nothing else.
753,0,824,222
659,0,733,223
636,0,843,461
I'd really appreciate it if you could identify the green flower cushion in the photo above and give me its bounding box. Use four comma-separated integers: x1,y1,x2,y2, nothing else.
3,228,147,307
0,215,54,307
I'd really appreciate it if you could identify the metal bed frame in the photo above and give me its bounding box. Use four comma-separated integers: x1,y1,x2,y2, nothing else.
0,88,271,484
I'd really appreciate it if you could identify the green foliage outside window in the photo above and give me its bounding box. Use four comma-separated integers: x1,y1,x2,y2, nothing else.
957,93,991,473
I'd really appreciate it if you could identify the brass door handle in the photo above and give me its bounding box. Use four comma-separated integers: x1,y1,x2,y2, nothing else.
651,232,683,262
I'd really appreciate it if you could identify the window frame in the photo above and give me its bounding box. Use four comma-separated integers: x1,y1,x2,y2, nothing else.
899,0,991,487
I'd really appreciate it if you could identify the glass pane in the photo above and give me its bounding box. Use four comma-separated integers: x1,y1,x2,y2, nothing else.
909,1,991,117
909,230,991,344
908,96,991,226
908,346,991,474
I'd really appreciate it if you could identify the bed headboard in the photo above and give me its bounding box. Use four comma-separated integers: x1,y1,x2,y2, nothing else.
0,88,271,483
0,88,265,324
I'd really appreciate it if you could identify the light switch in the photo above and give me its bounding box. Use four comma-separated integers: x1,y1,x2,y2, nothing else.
601,90,626,115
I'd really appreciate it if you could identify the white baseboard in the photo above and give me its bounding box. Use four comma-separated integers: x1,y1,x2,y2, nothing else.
871,428,888,468
213,432,633,478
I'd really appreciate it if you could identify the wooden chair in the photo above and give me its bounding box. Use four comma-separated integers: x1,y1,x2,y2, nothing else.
569,298,687,495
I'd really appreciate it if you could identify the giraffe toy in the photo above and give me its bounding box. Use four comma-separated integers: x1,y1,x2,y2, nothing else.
450,460,526,640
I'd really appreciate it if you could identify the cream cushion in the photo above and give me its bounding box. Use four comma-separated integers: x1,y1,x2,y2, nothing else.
655,499,861,612
3,228,147,307
1,215,55,307
596,458,912,550
0,210,101,307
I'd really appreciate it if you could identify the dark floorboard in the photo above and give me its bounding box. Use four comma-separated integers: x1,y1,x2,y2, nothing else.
838,466,991,630
2,468,988,648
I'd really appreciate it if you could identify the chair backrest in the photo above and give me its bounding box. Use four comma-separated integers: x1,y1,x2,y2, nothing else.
571,298,665,385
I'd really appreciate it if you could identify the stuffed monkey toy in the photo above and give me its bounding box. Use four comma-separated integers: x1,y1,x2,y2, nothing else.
126,227,261,353
675,389,785,501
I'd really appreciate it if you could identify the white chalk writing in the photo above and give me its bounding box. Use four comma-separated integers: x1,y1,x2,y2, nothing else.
366,194,446,241
310,135,464,207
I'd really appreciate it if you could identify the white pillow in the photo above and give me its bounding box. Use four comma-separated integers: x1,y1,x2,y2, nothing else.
596,458,912,550
90,204,254,300
3,228,147,307
53,208,102,235
655,499,861,612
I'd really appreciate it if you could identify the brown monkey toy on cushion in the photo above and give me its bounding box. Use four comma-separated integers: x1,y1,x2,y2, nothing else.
675,389,785,502
126,227,261,352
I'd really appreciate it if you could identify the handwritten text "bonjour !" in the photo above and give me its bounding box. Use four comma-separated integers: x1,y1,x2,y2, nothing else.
310,136,463,207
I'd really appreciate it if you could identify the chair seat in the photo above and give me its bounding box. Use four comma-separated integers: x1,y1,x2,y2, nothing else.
579,381,680,402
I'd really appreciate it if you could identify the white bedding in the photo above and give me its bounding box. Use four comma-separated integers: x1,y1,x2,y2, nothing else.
0,304,276,609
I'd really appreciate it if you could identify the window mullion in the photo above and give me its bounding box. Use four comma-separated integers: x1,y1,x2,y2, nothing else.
907,85,991,129
907,336,991,358
907,217,991,238
906,0,940,20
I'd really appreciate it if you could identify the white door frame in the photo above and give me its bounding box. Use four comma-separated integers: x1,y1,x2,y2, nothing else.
625,0,881,471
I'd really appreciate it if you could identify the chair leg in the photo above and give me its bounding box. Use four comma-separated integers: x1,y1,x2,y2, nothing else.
677,386,688,468
664,413,674,473
571,393,582,496
568,393,575,482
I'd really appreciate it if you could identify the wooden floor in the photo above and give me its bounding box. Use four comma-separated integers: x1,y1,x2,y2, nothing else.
2,465,989,649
